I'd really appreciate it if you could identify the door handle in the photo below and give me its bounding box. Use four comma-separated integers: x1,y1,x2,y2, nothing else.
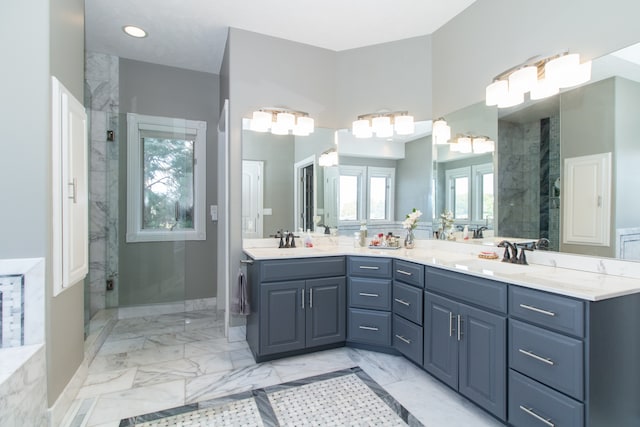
68,178,77,203
449,312,456,337
309,288,313,308
301,289,305,309
457,314,463,341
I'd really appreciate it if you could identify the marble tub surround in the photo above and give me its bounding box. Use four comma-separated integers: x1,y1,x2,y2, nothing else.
61,309,501,427
243,238,640,301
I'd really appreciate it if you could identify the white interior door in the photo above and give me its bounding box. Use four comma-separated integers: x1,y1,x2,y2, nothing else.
324,166,339,228
217,100,229,332
242,160,264,238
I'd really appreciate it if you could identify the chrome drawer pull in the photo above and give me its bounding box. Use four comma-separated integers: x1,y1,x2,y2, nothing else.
359,265,380,270
396,269,412,276
394,298,410,307
519,303,556,317
395,334,411,344
519,348,555,366
359,292,379,297
359,325,379,331
519,405,555,427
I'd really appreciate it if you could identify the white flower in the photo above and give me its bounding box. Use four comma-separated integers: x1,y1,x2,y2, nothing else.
403,208,422,229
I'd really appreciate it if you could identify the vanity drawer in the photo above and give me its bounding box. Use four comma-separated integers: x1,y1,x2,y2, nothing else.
392,281,423,325
260,256,345,282
348,278,392,310
426,267,507,314
348,257,392,279
509,370,584,427
509,320,584,400
510,286,584,337
393,259,424,288
393,314,423,365
347,308,391,346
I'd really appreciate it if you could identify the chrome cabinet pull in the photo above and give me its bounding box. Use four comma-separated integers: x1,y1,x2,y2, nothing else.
359,265,380,270
396,269,412,276
309,288,313,308
359,292,379,297
519,405,555,427
395,334,411,344
359,325,379,331
519,303,556,317
68,178,77,203
394,298,410,307
449,312,456,337
457,314,463,341
519,348,555,366
301,289,304,309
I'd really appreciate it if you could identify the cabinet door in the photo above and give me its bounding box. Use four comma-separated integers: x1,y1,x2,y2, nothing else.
423,292,458,389
260,281,305,355
458,303,506,421
306,277,346,347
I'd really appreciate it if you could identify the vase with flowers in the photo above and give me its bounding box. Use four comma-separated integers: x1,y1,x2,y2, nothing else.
439,210,455,240
402,208,422,249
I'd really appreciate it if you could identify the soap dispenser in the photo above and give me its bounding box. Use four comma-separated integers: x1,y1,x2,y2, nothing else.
304,229,314,248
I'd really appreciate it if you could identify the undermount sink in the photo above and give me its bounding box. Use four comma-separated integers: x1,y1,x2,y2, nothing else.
451,258,526,276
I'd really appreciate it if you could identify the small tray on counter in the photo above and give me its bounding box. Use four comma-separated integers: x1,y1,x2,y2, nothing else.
368,245,401,250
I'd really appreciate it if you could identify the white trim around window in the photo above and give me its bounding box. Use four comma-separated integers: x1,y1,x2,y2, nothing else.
126,113,207,243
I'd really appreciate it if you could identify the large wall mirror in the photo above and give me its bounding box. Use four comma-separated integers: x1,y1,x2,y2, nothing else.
241,121,337,238
442,41,640,261
335,122,433,237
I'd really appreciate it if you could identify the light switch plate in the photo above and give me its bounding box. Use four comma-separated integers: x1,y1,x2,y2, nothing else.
210,205,218,221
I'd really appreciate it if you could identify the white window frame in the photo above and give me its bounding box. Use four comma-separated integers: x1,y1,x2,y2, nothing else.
338,165,366,223
126,113,207,243
472,163,494,222
445,166,471,223
367,166,395,223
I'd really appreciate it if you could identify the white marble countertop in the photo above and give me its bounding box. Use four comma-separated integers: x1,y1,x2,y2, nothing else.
243,238,640,301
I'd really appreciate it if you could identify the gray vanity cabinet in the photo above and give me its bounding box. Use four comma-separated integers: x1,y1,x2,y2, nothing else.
246,256,346,362
424,268,507,422
392,259,425,365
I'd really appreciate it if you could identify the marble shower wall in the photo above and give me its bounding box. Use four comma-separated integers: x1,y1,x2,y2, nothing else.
497,114,560,249
85,52,119,316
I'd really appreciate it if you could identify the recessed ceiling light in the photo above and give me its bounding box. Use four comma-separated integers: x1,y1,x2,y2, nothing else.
123,25,147,38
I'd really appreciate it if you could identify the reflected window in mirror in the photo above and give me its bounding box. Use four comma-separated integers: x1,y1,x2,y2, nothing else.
339,165,395,223
444,162,493,224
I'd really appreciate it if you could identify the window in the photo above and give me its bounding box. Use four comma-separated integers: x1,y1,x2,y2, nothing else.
445,162,493,224
339,165,395,223
126,113,207,242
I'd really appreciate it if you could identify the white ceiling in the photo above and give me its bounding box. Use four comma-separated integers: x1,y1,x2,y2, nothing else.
85,0,476,74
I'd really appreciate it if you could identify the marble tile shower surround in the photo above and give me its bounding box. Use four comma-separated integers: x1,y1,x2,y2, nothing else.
85,52,119,316
61,308,501,427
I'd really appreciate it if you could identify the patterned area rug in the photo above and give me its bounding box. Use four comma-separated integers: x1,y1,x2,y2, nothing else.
119,367,423,426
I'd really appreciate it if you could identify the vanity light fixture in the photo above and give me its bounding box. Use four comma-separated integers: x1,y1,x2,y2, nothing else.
352,111,414,138
486,51,592,108
449,134,495,154
432,118,451,145
123,25,148,38
318,148,338,167
249,108,315,136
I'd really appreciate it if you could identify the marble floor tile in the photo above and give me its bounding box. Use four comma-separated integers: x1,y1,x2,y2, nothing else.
184,336,249,358
77,368,137,399
86,380,185,426
89,344,184,373
347,348,425,386
229,347,257,369
270,347,356,382
133,352,234,387
97,337,146,356
185,363,282,404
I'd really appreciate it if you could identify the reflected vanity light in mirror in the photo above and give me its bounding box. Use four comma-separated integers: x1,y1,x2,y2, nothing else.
486,51,592,108
352,111,414,138
319,149,338,167
250,108,315,136
432,118,451,144
449,135,495,154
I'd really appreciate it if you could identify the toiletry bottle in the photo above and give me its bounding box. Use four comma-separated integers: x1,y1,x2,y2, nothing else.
304,229,314,247
359,221,367,239
463,225,469,240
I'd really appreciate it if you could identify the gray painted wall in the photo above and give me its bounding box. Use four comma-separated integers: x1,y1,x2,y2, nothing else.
432,0,640,117
118,59,220,305
615,77,640,230
560,78,615,258
396,137,432,220
48,0,86,405
243,132,296,234
1,0,85,406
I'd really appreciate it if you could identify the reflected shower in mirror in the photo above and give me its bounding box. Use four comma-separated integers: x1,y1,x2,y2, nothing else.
241,120,336,238
443,41,640,261
336,121,434,238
